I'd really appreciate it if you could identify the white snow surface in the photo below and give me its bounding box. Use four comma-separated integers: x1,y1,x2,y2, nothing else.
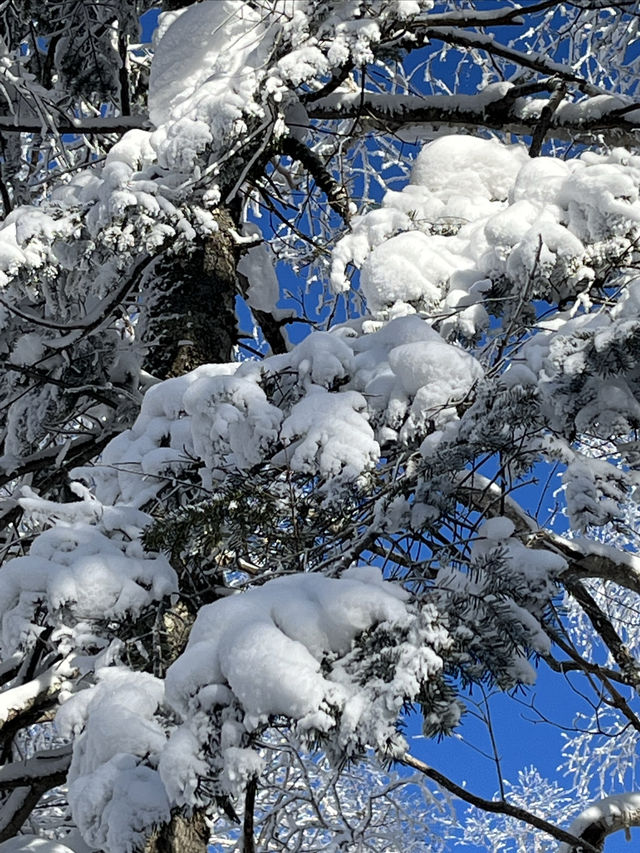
558,792,640,852
0,499,176,656
149,2,270,171
79,314,483,506
58,668,169,853
0,840,76,853
332,136,640,326
159,566,451,804
165,567,410,720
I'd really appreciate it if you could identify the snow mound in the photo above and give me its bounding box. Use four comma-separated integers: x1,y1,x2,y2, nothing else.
58,668,169,853
160,567,453,804
81,313,483,507
0,500,176,657
332,135,640,325
149,1,269,171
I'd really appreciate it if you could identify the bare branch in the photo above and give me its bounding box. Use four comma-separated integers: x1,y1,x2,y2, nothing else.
399,752,600,853
0,114,146,135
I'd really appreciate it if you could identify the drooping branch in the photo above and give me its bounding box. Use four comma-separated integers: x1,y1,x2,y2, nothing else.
399,753,600,853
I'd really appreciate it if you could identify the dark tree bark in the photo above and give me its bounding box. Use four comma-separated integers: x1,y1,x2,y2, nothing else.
145,810,209,853
142,209,239,378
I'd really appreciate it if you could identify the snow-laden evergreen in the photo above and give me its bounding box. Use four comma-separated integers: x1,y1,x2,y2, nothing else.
1,1,640,851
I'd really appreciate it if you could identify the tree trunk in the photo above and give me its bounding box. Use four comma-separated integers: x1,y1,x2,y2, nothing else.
145,810,209,853
142,209,238,378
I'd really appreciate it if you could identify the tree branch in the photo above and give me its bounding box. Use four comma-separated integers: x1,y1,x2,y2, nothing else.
399,753,599,853
0,657,76,735
0,745,71,791
307,91,640,148
563,578,640,687
0,115,146,135
243,775,257,853
278,137,351,222
558,793,640,853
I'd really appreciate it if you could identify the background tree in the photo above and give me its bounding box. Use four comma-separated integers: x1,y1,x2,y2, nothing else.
0,1,640,851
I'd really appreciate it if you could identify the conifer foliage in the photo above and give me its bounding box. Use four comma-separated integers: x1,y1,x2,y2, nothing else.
1,1,640,851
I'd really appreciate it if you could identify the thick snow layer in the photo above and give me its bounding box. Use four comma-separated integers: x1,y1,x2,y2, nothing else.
165,568,410,719
77,363,239,506
332,135,640,323
81,311,481,507
59,668,169,853
184,370,283,477
276,386,378,480
389,338,482,438
149,1,269,171
236,236,280,313
0,501,176,656
360,231,472,314
410,134,527,201
69,755,169,853
161,567,452,803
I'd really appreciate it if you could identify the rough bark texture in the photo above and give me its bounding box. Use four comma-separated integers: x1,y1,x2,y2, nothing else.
145,810,209,853
140,207,241,850
143,209,239,378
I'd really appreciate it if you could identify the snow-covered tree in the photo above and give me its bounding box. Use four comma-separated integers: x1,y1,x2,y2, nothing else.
2,1,640,851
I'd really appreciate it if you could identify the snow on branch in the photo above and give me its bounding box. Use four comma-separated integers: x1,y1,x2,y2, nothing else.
308,89,640,147
558,792,640,853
